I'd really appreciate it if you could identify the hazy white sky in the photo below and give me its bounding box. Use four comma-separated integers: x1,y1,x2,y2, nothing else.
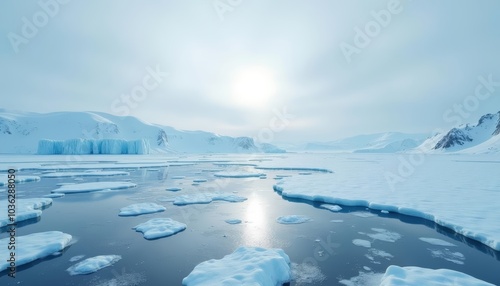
1,0,500,143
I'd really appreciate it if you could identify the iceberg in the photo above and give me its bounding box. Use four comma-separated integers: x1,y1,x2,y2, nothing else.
37,138,150,155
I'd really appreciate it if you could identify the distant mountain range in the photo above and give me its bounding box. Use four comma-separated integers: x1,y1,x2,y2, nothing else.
0,110,285,154
301,132,429,153
417,111,500,154
1,109,499,155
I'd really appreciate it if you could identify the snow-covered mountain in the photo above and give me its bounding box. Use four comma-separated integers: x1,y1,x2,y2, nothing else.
417,111,500,154
302,132,428,153
0,110,284,154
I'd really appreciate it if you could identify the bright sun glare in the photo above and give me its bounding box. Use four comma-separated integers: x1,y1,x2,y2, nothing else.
232,66,277,108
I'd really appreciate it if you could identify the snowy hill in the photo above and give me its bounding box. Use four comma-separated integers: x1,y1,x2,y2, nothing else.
302,132,428,153
0,110,283,154
417,111,500,154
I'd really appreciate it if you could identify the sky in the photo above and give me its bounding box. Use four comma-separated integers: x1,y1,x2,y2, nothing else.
1,0,500,144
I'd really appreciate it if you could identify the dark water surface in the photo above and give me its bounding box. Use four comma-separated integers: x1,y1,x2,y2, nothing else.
1,160,499,285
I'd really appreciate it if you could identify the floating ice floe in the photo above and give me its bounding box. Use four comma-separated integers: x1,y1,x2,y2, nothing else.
291,262,326,285
182,246,291,286
419,237,456,247
320,204,342,212
379,265,493,286
171,176,185,179
192,179,207,183
173,193,247,205
255,166,333,173
52,181,137,194
69,255,85,262
0,198,53,227
0,231,72,272
276,215,311,224
225,219,242,224
352,239,371,248
119,203,166,216
361,228,401,243
214,172,265,178
0,175,40,186
43,193,65,198
67,255,122,275
133,218,186,239
41,171,129,178
166,187,182,192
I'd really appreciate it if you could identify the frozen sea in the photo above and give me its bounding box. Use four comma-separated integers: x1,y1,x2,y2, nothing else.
0,153,499,285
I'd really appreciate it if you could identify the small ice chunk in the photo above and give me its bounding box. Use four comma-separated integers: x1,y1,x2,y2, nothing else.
381,210,389,214
166,187,182,192
171,176,185,179
330,219,344,223
193,179,207,183
225,219,242,224
320,204,342,212
182,246,291,286
363,266,371,271
69,255,85,262
419,237,456,247
0,231,72,272
352,239,371,248
212,194,247,203
52,181,136,194
277,215,311,224
119,203,166,216
67,255,121,275
380,265,493,285
133,218,186,239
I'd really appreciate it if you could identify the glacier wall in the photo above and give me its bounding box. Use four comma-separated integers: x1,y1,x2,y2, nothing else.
37,139,151,155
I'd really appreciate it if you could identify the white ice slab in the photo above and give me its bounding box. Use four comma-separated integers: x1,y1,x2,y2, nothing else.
0,198,53,227
0,174,40,186
41,171,129,178
43,193,65,198
67,255,121,275
119,203,166,216
380,265,494,286
173,193,247,205
52,181,136,194
182,246,291,286
214,172,265,178
133,218,186,239
276,215,311,224
273,155,500,251
0,231,72,272
320,204,342,212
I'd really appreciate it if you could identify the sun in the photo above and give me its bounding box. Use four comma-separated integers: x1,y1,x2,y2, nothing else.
231,66,277,108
